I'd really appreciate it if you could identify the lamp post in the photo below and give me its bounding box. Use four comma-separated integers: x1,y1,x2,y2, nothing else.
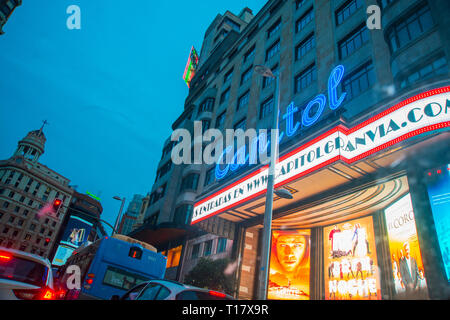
254,65,282,300
112,196,126,235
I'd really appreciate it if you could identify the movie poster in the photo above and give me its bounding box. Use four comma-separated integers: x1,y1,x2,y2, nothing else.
324,216,381,300
268,229,311,300
60,216,93,248
425,165,450,282
385,193,428,299
51,244,76,266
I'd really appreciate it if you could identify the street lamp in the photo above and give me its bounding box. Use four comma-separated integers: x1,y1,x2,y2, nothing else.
112,196,126,236
254,64,284,300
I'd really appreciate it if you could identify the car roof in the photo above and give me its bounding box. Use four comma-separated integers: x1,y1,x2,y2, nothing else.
147,279,234,298
0,246,52,269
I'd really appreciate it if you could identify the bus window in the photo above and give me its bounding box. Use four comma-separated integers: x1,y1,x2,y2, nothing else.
102,266,149,291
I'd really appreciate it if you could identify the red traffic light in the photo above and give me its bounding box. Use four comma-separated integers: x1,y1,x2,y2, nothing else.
52,199,62,211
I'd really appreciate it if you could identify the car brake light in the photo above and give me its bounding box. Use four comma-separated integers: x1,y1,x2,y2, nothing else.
209,290,226,298
42,289,54,300
13,287,55,300
0,252,12,261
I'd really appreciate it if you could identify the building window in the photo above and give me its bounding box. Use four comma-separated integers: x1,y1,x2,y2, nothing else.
240,66,253,85
220,87,230,104
400,56,448,89
8,216,15,223
156,161,172,180
260,96,274,119
262,64,278,89
29,224,36,231
191,243,200,259
223,17,241,32
8,191,14,198
14,206,20,213
216,111,226,128
295,33,315,60
18,219,24,226
2,227,9,234
387,4,434,53
233,118,246,131
204,240,213,256
162,142,174,159
237,91,250,111
25,234,31,241
265,39,280,61
267,18,281,38
380,0,398,9
180,173,199,192
199,98,215,113
217,237,227,253
243,45,255,63
339,23,369,59
201,119,211,134
294,63,317,93
336,0,363,26
296,7,314,33
23,210,29,217
296,0,306,10
2,201,9,209
204,168,215,187
223,68,233,83
342,61,376,101
12,230,18,238
173,204,193,225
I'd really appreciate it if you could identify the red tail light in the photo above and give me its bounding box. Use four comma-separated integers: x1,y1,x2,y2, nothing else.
13,287,55,300
0,253,12,262
209,290,226,298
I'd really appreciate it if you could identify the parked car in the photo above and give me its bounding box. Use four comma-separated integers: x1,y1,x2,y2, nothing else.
111,279,234,300
0,247,55,300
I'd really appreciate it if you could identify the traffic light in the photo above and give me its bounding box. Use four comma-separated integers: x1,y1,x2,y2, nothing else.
52,199,62,213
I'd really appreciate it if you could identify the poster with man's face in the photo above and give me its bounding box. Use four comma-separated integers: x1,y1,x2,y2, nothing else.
384,193,428,299
268,229,311,300
324,216,381,300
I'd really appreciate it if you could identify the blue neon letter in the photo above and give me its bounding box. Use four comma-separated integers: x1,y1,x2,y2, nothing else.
328,65,346,110
302,94,326,127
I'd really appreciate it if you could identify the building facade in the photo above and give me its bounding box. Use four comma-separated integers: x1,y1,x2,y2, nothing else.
135,0,450,299
0,0,21,35
0,127,74,258
118,194,144,235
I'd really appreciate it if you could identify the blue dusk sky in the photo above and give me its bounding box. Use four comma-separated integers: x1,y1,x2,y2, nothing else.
0,0,265,232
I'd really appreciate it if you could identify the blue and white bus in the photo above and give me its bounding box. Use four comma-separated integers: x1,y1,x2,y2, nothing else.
59,234,167,300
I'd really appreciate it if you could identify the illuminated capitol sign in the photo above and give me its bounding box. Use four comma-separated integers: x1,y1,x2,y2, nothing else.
192,87,450,224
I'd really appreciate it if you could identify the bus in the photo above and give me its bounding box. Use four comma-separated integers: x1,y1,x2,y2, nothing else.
59,234,167,300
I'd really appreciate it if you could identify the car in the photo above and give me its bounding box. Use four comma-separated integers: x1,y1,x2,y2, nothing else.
111,279,234,300
0,247,55,300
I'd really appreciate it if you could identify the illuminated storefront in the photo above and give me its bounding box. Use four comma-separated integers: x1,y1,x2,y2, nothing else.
191,87,450,300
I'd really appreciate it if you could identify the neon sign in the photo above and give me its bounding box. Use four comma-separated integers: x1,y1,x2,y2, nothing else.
215,65,347,180
183,46,199,88
86,191,101,201
193,87,450,224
